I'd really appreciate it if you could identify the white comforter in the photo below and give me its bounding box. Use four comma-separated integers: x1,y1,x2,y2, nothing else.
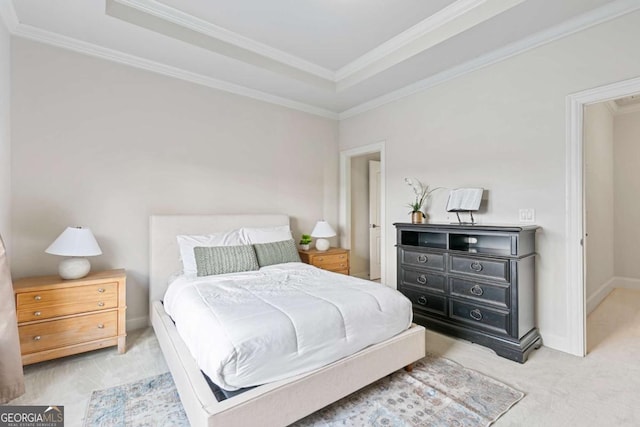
163,262,412,391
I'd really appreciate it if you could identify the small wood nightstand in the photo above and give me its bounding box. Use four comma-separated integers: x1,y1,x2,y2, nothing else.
298,248,350,275
12,269,127,365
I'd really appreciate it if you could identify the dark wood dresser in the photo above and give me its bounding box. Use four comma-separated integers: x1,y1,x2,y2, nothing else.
395,223,541,362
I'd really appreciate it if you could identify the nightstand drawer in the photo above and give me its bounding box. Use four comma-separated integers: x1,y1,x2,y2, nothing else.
311,253,349,267
18,311,117,354
401,249,445,271
16,282,118,322
450,299,510,336
450,255,509,282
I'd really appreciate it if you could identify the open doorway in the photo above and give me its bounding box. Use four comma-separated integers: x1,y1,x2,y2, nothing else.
566,75,640,357
584,94,640,353
339,142,386,283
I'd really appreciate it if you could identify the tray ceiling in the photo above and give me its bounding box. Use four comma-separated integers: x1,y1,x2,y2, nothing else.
2,0,634,119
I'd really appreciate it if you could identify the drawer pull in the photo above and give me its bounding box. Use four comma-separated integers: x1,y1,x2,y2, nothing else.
470,261,483,272
417,275,427,285
98,288,105,293
97,324,104,329
317,257,323,261
470,309,483,321
34,311,41,317
33,335,41,341
34,295,42,301
417,254,428,263
470,285,484,296
417,296,428,305
97,301,105,307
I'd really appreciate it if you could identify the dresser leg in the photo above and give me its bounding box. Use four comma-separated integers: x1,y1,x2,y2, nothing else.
117,336,127,354
404,363,414,372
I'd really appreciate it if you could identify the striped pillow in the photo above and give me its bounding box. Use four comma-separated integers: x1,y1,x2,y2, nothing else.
253,239,301,267
193,245,259,277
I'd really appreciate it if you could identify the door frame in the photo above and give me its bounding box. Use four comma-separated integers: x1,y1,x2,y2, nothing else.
339,141,386,283
566,75,640,356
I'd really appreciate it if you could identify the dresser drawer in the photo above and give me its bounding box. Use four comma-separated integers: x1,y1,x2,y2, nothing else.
450,277,510,309
401,286,447,316
450,255,509,282
18,311,118,354
401,269,446,293
449,299,510,336
16,282,118,322
401,249,445,271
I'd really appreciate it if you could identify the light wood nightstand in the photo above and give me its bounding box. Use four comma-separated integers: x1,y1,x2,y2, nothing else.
298,248,350,275
12,269,127,365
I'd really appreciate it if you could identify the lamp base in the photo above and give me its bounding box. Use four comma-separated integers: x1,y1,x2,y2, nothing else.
315,238,330,252
59,257,91,280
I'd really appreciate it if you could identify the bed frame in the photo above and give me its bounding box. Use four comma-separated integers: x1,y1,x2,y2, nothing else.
149,214,426,427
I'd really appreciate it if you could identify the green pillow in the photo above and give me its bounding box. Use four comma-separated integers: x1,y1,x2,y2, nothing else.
193,245,259,277
253,239,301,267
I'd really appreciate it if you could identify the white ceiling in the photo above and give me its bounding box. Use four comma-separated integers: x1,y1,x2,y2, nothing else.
2,0,637,119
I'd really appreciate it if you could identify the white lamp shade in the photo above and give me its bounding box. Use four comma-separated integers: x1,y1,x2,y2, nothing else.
45,227,102,257
311,221,336,238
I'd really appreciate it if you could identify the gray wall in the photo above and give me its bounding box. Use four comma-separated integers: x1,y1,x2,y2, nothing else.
11,39,339,329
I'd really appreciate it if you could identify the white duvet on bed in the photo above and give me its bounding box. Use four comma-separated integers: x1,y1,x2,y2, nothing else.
163,262,412,391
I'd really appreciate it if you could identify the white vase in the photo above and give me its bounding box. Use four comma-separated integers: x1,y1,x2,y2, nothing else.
300,244,310,251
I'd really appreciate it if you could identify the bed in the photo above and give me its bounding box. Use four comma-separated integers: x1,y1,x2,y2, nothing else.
149,214,426,427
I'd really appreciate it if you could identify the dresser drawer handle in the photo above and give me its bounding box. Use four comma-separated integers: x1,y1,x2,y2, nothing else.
417,296,428,305
97,301,105,307
470,285,484,296
417,275,427,285
34,295,42,301
417,254,428,263
470,309,483,321
98,324,104,329
98,288,105,293
34,311,41,317
340,264,346,267
317,257,323,262
33,335,41,341
470,261,483,272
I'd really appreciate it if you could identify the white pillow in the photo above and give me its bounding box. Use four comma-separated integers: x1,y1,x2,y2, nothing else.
177,230,243,275
240,225,293,244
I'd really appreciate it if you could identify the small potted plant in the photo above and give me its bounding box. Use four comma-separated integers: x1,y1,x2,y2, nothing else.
405,178,440,224
299,234,312,251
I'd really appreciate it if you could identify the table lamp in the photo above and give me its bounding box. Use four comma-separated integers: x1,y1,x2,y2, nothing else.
45,226,102,279
311,221,336,252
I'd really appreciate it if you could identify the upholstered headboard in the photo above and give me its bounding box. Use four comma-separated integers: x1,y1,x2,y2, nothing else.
149,214,290,303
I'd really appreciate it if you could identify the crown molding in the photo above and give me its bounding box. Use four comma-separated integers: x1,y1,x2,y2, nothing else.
0,0,19,33
339,0,640,119
335,0,486,81
12,23,339,120
112,0,336,82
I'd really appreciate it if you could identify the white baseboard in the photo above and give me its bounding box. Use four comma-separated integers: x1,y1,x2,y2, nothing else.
586,276,640,314
586,277,616,315
612,276,640,291
126,316,150,331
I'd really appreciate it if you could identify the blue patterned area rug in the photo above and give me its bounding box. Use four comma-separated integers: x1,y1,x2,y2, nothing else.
84,354,523,426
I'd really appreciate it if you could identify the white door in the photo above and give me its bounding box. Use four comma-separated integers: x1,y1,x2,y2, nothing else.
369,160,381,280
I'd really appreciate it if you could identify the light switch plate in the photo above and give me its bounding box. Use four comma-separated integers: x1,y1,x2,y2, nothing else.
519,208,535,223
